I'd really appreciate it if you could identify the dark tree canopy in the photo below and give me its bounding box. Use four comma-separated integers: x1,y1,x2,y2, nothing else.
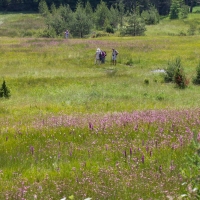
0,0,197,15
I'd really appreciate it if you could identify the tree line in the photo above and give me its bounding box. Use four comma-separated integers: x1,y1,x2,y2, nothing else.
36,0,191,38
0,0,198,15
38,0,160,38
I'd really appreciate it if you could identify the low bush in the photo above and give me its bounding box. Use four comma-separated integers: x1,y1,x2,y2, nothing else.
192,61,200,85
37,28,57,38
141,6,160,25
106,25,114,33
125,58,134,66
95,31,111,37
144,78,149,85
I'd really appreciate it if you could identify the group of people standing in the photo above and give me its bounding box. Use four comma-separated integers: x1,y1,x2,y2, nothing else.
95,48,106,65
64,29,119,65
95,48,119,65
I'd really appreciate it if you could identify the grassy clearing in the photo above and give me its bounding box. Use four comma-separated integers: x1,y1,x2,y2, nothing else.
0,12,200,200
1,36,200,121
0,12,45,37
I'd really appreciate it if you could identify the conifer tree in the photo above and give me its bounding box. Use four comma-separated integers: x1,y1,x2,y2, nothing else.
192,61,200,85
38,0,50,17
70,1,92,38
118,0,125,27
169,0,180,19
50,3,57,15
0,80,11,98
123,13,146,36
94,0,111,30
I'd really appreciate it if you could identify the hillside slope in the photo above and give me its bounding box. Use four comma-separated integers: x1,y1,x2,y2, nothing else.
0,9,200,37
0,12,45,37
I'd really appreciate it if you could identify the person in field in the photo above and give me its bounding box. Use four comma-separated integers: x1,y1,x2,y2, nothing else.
95,48,101,65
65,30,69,39
112,48,119,65
100,50,107,64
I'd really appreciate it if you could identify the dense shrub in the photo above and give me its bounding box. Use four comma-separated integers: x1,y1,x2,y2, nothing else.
144,78,149,85
21,29,37,37
178,31,187,36
37,28,56,38
106,25,114,33
179,5,189,19
95,31,110,37
141,6,160,25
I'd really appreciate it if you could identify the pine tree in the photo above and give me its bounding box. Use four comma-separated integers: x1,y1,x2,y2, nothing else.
118,0,125,27
192,61,200,85
169,0,180,19
70,1,93,38
38,0,50,17
94,0,111,30
0,80,11,98
124,14,146,36
50,3,57,15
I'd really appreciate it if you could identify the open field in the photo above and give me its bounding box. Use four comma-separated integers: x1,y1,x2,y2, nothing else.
1,36,200,120
0,11,200,200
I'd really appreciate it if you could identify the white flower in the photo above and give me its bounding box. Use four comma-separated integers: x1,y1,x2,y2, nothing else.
178,194,187,199
193,187,198,192
60,197,66,200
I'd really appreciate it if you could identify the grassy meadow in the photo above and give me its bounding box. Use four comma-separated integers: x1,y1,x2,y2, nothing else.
0,10,200,200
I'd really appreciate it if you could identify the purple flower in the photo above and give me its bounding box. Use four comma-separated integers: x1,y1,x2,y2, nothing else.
130,148,132,156
30,146,34,155
197,132,200,142
88,122,93,130
142,155,144,163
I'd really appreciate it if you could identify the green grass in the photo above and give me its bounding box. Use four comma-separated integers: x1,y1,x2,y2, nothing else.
0,12,45,37
1,36,200,121
0,11,200,200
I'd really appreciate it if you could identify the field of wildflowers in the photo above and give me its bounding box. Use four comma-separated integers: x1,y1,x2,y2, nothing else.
0,33,200,199
0,109,200,199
